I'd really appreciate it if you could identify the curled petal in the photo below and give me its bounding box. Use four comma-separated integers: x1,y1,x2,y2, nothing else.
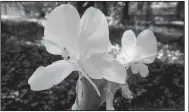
79,7,109,60
28,60,76,91
41,38,70,60
41,38,65,55
44,4,80,60
121,30,136,52
83,54,127,84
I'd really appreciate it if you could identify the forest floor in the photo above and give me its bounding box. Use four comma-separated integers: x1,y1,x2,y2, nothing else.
1,18,184,110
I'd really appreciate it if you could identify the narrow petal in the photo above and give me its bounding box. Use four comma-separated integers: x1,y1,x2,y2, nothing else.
28,60,76,91
121,30,136,52
82,54,127,84
132,30,157,63
78,7,109,60
44,4,80,60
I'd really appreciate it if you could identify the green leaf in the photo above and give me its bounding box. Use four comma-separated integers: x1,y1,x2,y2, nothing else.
72,76,107,110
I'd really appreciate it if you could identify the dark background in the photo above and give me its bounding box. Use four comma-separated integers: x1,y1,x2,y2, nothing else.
1,1,184,110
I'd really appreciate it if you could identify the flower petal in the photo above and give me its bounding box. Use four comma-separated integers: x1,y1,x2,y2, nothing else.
130,63,149,77
82,54,127,84
44,4,80,60
121,30,136,52
130,63,139,74
78,7,109,60
133,30,157,63
28,60,76,91
137,63,149,77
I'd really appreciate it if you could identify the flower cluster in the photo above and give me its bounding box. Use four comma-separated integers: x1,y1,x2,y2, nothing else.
117,29,157,77
28,4,157,110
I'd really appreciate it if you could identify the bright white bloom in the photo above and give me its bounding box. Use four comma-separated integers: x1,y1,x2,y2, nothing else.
28,4,127,96
117,30,157,77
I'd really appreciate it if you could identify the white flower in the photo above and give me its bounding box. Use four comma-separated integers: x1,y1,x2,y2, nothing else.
117,30,157,77
28,4,127,96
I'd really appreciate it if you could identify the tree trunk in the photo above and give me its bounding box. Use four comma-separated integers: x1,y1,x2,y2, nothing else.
4,4,7,15
121,1,129,23
102,2,108,16
146,2,152,26
176,2,184,20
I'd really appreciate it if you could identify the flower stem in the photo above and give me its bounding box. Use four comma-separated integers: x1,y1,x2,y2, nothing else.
106,82,114,110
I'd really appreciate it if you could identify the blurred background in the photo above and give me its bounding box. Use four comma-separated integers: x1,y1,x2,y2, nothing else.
1,1,184,111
